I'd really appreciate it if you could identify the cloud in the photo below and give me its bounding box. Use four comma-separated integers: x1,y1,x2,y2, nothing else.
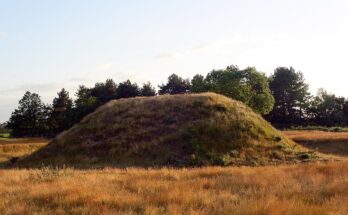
98,62,114,70
69,77,96,83
154,34,289,61
0,83,62,94
154,52,186,60
154,36,247,61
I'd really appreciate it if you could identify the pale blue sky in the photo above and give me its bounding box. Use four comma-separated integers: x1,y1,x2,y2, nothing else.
1,0,348,121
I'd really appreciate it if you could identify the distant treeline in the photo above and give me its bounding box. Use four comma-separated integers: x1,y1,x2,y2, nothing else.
5,65,348,137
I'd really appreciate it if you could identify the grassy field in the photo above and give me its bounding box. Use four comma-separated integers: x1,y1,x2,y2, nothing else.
284,130,348,156
0,133,11,138
0,131,347,214
0,162,347,214
0,138,47,164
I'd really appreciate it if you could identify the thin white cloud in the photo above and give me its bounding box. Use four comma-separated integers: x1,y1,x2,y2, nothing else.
0,83,64,94
154,35,255,61
69,77,97,83
98,62,114,70
154,52,186,60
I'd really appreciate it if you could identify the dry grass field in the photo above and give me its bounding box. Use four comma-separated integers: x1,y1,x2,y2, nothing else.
284,130,348,156
0,162,347,215
0,131,347,214
0,138,47,164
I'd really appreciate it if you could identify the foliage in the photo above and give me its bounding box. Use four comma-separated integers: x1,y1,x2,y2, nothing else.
91,79,117,104
6,64,348,137
307,89,348,126
158,74,191,95
48,88,74,135
266,67,311,126
7,92,51,137
202,66,274,114
190,74,208,93
140,82,156,97
116,80,141,99
0,122,10,134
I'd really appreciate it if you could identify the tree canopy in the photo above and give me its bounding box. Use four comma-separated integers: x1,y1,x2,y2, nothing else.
158,74,191,95
192,66,275,114
6,64,348,137
7,92,50,137
266,67,311,126
49,88,73,135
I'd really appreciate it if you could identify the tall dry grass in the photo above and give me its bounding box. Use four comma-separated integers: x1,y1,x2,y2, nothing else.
0,161,347,215
0,138,47,163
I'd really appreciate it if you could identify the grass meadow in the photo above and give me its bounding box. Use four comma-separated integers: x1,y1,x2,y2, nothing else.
0,131,347,215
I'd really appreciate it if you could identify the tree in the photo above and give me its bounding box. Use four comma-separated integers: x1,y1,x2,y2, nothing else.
116,80,141,99
308,89,347,126
0,122,10,134
72,85,98,124
190,74,208,93
7,91,50,137
49,88,73,135
266,67,311,126
204,66,274,114
140,82,156,97
91,79,117,104
158,74,190,95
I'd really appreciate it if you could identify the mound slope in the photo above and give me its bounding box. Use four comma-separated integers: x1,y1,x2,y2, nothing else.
17,93,318,168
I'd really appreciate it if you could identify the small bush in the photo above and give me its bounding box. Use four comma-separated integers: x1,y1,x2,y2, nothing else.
298,153,311,160
271,151,284,160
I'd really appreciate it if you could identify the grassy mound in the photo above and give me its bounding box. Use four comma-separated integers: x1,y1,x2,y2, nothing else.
16,93,317,168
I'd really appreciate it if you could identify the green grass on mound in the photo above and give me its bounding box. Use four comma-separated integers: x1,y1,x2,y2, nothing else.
0,133,10,138
15,93,320,168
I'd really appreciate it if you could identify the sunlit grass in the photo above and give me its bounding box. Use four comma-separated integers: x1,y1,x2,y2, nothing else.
0,162,347,215
0,131,347,214
0,138,48,164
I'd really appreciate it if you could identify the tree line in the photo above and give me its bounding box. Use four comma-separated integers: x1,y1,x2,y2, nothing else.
5,65,348,137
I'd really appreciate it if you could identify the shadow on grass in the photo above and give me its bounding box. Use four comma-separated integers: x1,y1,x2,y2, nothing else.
295,140,348,157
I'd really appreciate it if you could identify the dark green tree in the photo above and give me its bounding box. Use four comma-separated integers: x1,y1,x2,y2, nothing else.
91,79,117,104
266,67,311,126
49,88,73,135
72,85,98,124
7,91,50,137
140,82,156,97
116,80,141,99
204,66,274,114
158,74,190,95
190,74,208,93
308,89,347,126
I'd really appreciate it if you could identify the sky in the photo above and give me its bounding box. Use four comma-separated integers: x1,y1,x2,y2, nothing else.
1,0,348,122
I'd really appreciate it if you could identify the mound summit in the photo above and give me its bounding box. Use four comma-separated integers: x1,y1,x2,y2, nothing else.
17,93,317,168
